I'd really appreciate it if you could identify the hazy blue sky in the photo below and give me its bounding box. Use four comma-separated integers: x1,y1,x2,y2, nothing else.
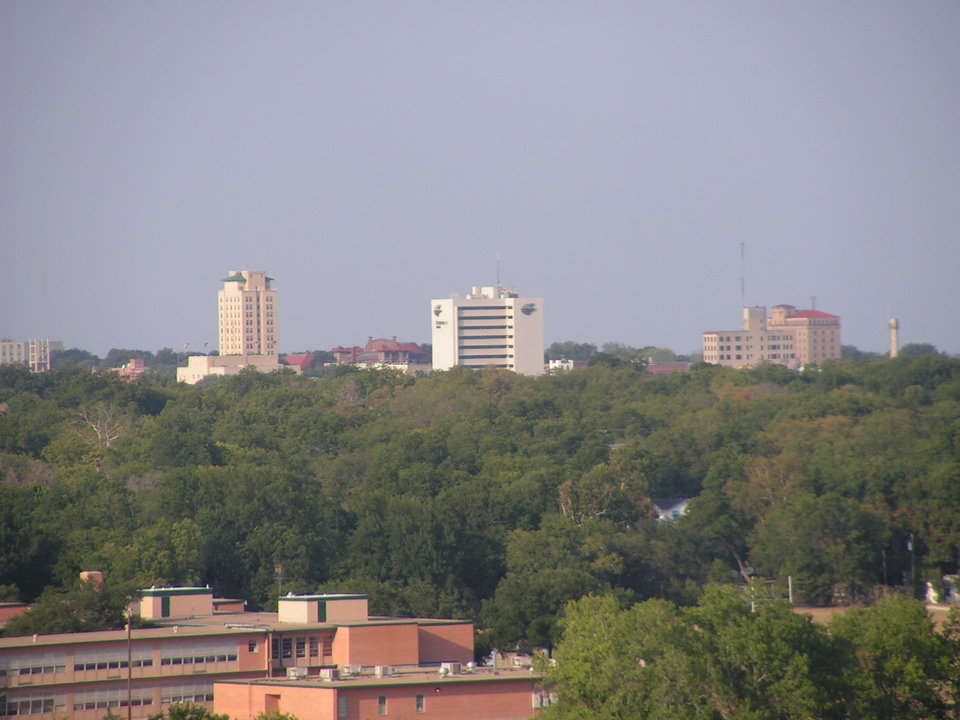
3,2,958,358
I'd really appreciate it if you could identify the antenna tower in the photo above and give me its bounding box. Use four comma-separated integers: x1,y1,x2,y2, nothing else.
740,242,745,308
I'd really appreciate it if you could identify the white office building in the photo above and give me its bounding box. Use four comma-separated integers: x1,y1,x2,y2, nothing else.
431,285,544,376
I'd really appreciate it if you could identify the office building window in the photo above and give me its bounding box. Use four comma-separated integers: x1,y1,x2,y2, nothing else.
416,693,425,712
378,695,387,715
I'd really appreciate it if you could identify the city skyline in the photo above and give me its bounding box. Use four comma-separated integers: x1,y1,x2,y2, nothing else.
2,3,958,358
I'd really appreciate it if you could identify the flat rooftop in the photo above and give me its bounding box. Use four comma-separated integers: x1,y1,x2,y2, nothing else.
0,612,471,649
217,665,540,690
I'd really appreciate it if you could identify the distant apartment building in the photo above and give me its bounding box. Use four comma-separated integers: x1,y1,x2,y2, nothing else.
177,271,284,384
0,339,63,372
331,337,429,372
431,285,544,376
703,305,841,369
108,357,149,381
0,586,540,720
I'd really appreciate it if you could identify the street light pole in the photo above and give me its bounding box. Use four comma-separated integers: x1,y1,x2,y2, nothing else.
126,613,132,720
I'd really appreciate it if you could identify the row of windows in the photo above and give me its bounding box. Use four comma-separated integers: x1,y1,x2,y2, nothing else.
161,691,213,705
0,697,64,716
270,636,323,659
712,352,799,362
0,665,66,677
75,659,152,671
706,344,796,352
707,333,798,343
159,653,236,666
460,354,511,360
73,697,153,711
336,694,426,718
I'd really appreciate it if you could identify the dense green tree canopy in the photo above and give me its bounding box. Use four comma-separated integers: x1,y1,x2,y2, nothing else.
0,355,957,653
541,590,957,720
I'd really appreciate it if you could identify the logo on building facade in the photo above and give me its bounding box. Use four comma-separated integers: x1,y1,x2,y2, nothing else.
433,305,443,317
521,303,537,315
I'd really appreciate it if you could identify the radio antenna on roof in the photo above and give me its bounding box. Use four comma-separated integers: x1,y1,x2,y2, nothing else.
740,242,745,308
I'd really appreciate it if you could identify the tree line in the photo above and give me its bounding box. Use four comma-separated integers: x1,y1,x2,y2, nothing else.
542,587,960,720
0,353,958,654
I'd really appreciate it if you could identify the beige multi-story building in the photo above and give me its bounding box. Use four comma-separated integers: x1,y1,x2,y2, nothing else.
768,304,842,367
702,304,841,370
431,285,544,376
177,271,283,384
217,270,278,356
0,339,63,372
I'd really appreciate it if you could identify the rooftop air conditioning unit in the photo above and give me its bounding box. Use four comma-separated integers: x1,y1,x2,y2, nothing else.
319,668,339,681
286,667,308,679
440,662,461,675
374,665,392,677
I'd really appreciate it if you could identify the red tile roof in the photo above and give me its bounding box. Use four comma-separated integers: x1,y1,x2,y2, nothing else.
646,362,691,374
788,310,839,319
282,354,316,370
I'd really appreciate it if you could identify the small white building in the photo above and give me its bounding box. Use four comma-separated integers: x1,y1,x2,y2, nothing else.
176,355,286,384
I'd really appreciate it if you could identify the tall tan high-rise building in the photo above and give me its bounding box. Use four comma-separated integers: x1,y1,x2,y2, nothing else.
431,285,544,376
702,304,841,370
177,271,283,384
218,271,278,356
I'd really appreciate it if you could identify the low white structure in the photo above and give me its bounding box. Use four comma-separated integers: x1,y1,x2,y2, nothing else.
176,355,286,384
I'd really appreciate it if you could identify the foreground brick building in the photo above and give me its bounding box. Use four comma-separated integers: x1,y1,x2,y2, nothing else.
0,587,543,720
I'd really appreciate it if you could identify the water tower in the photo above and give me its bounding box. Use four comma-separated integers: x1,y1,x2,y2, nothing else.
888,318,900,358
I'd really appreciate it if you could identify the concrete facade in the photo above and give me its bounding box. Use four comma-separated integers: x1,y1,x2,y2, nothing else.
702,305,841,370
0,340,63,372
431,285,544,376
